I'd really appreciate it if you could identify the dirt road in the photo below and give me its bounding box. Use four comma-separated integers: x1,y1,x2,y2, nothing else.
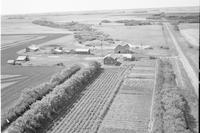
164,22,198,97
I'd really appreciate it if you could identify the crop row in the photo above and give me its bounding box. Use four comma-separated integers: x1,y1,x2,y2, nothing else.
46,67,127,133
1,65,81,131
6,61,101,133
152,59,193,133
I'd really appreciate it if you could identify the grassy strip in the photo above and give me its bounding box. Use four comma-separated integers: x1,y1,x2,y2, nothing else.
7,61,101,133
1,65,81,130
152,59,193,133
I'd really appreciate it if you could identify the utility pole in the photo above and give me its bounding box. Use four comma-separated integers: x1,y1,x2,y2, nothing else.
101,36,104,57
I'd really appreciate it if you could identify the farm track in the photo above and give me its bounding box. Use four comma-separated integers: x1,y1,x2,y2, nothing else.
164,22,199,97
44,67,128,133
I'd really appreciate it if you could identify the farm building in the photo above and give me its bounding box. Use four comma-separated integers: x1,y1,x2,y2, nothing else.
120,54,135,61
103,54,120,65
114,44,131,54
7,60,15,65
74,48,90,54
16,55,29,61
26,45,39,52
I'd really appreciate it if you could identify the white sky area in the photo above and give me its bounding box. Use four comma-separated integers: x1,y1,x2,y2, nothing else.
1,0,200,15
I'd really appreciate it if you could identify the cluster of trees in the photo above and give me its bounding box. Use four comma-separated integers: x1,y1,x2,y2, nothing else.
165,13,200,23
152,59,192,133
32,20,92,31
1,65,81,130
74,30,113,44
161,87,191,133
32,20,60,28
101,20,112,23
115,19,151,26
7,62,101,133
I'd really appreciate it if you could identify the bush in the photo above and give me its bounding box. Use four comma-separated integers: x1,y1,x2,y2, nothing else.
7,62,101,132
1,65,81,130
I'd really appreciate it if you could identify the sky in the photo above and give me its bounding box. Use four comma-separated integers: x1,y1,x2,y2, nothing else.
1,0,200,15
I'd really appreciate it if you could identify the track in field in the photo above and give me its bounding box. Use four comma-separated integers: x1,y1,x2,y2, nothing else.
45,67,128,133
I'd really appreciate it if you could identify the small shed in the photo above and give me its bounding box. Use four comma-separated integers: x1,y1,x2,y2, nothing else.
114,44,130,54
75,48,90,54
7,60,15,65
26,45,39,52
120,54,135,61
16,55,29,61
103,54,120,65
142,45,153,49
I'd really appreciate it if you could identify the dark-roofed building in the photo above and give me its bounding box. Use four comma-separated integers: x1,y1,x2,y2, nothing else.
114,44,130,54
103,54,121,66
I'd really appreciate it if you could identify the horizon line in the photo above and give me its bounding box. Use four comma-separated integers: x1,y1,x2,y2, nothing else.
1,5,199,16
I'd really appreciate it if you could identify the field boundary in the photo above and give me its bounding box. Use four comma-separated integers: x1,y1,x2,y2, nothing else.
148,59,158,133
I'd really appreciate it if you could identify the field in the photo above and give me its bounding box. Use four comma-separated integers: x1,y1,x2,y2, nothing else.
1,6,199,133
95,25,164,46
98,61,155,133
39,67,127,133
1,17,72,34
179,23,199,47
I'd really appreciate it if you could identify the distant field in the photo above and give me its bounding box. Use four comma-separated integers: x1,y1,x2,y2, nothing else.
95,25,165,47
1,20,72,34
179,23,199,47
38,34,82,49
1,35,36,45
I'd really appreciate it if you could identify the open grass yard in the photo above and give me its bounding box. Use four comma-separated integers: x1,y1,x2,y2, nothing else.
36,34,83,49
22,54,103,67
98,61,155,133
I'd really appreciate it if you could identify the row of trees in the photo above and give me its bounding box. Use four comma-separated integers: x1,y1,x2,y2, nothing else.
1,65,81,130
115,19,151,26
32,19,114,45
152,59,192,133
7,62,101,133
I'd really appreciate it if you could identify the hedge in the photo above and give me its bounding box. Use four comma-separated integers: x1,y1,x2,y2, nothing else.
152,59,193,133
7,61,101,133
1,65,81,130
